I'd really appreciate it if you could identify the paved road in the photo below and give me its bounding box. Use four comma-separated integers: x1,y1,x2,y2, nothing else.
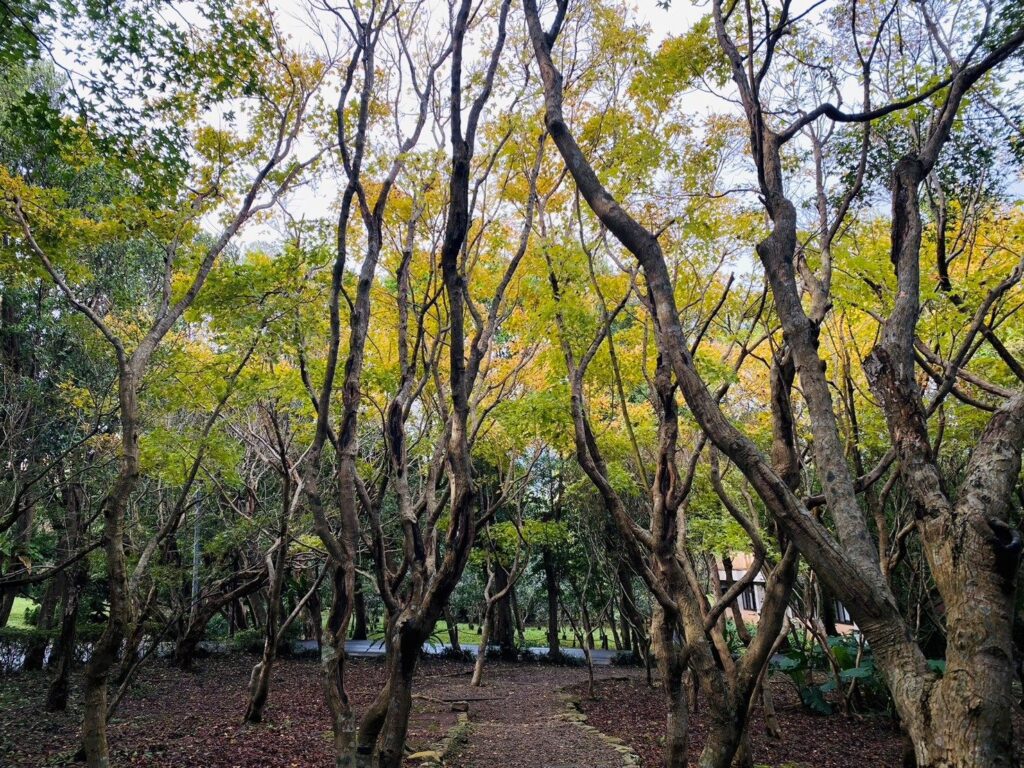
297,639,622,665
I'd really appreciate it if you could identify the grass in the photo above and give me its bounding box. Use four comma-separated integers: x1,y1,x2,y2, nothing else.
358,621,618,651
5,596,35,629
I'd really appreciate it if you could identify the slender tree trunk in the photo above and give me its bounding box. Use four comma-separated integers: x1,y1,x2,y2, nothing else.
305,580,321,652
444,608,462,653
471,601,494,686
543,549,560,656
722,556,753,645
23,577,59,669
510,584,526,648
351,580,368,641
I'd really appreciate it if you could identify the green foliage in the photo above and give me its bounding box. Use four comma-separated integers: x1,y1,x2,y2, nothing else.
770,634,900,716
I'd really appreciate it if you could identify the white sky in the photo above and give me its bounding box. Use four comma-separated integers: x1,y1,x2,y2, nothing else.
241,0,715,244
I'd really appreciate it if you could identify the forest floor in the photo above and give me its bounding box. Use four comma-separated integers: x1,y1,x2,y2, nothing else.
576,675,906,767
0,653,914,767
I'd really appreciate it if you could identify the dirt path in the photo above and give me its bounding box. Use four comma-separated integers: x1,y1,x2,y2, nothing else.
437,663,633,768
0,654,637,768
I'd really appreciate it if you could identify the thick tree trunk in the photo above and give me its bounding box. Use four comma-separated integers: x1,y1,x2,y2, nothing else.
0,589,14,626
652,605,687,767
173,625,205,670
491,562,516,658
45,580,81,712
322,563,357,768
376,626,421,768
81,475,134,768
356,673,392,767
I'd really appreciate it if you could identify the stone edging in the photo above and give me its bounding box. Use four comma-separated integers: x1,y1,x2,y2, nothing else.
556,688,641,767
408,711,472,767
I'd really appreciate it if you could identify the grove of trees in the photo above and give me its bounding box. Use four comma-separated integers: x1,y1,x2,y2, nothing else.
2,0,1024,766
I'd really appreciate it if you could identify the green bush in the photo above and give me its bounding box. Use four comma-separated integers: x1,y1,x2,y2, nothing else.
205,614,229,640
610,650,644,667
230,628,265,654
23,604,40,626
769,634,904,715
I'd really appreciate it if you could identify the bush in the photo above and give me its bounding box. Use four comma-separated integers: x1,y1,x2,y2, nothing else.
205,614,229,640
432,646,474,663
229,628,265,655
769,634,898,715
610,650,643,667
23,604,40,626
533,649,585,667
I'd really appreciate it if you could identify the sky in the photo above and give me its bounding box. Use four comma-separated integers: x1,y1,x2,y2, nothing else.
241,0,717,244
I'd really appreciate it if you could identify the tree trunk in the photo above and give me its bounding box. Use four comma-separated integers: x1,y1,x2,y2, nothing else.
305,581,321,651
443,608,461,653
376,626,421,768
471,601,494,686
510,584,527,648
351,580,368,641
652,605,687,767
722,556,753,645
45,579,81,712
543,548,560,657
491,562,516,658
322,564,357,768
23,577,59,669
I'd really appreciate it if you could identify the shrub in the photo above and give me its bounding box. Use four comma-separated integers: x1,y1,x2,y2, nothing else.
534,649,585,667
204,614,229,640
230,628,265,655
610,651,643,667
432,646,474,663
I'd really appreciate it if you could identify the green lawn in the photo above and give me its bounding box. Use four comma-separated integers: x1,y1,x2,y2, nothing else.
359,621,618,650
5,596,35,628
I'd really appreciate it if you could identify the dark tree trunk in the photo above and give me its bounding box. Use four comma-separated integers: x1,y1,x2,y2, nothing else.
45,481,86,711
444,608,461,653
45,582,81,712
543,548,560,656
491,562,516,658
351,580,368,641
23,572,60,670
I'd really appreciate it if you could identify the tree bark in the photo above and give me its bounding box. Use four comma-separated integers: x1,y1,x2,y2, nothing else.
543,548,561,657
351,580,368,641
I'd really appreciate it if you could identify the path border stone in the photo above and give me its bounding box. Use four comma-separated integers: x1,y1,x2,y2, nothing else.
556,685,641,768
408,711,472,767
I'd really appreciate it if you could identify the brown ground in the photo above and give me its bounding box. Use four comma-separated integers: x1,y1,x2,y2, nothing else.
0,655,620,768
576,675,905,768
0,654,920,768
